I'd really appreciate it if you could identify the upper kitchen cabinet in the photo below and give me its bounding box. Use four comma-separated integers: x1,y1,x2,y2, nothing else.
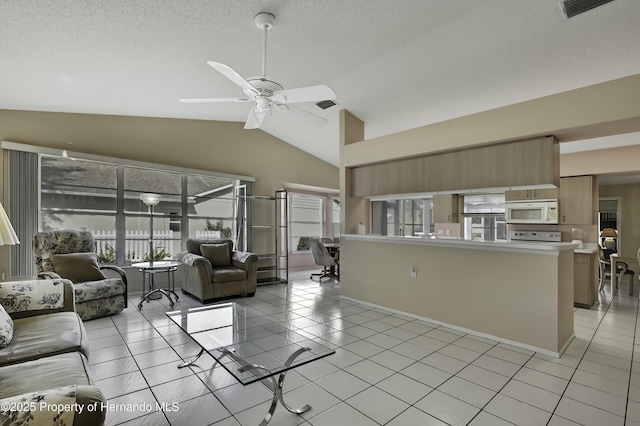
505,188,559,201
559,176,597,225
434,194,459,223
350,137,558,198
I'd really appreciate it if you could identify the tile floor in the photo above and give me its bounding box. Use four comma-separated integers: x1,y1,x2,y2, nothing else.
86,270,640,425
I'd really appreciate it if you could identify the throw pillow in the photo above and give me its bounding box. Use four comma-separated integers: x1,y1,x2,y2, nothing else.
0,304,13,348
200,243,232,267
50,252,106,283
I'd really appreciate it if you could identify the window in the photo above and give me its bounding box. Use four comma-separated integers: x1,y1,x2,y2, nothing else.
187,176,235,240
41,156,117,231
289,194,324,251
38,154,241,265
41,156,118,262
462,194,506,242
331,197,341,239
372,198,433,236
123,166,182,262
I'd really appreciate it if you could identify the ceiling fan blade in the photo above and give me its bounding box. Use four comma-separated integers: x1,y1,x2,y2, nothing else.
273,84,336,104
244,108,267,129
207,61,258,95
286,104,328,128
180,98,251,103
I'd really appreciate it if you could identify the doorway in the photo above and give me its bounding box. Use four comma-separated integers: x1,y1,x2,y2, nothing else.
599,197,621,252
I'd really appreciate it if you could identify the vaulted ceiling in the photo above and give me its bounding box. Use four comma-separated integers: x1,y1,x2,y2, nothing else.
1,0,639,166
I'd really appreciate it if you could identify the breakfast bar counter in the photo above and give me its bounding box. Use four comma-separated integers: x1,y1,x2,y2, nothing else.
339,235,576,357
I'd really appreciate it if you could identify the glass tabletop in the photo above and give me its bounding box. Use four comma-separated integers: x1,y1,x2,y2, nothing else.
166,302,335,385
131,261,181,269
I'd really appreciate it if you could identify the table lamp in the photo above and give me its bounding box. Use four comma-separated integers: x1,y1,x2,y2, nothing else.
0,201,20,281
0,201,20,246
600,228,617,250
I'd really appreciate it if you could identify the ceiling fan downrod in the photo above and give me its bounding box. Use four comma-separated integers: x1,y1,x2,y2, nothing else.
254,12,275,78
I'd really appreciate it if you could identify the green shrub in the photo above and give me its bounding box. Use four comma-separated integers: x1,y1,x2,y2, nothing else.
205,219,232,238
297,236,313,251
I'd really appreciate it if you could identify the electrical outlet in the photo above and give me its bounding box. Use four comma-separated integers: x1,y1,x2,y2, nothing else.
410,266,417,278
446,229,451,236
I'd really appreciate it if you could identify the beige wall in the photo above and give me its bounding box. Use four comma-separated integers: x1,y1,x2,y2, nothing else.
561,144,640,177
342,73,640,168
0,109,339,278
340,237,574,355
0,109,338,195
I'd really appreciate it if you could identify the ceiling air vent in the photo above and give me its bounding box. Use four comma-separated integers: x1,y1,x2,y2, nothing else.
316,100,337,110
560,0,615,19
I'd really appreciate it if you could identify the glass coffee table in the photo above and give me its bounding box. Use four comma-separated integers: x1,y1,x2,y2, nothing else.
166,302,335,425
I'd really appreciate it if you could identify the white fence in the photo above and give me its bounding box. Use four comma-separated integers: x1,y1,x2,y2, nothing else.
90,229,222,262
195,230,221,239
90,230,175,262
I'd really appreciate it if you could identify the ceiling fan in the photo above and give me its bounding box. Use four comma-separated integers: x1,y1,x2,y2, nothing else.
180,12,336,130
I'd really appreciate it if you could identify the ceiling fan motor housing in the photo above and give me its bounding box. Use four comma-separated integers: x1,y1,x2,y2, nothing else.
254,12,275,30
246,77,283,98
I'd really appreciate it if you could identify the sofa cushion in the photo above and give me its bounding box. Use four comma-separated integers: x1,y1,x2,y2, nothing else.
201,243,232,267
0,352,92,399
0,311,89,366
0,352,106,425
51,252,106,284
0,305,13,348
212,266,247,283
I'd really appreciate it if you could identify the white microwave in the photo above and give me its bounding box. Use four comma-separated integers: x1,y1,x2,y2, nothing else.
505,200,559,224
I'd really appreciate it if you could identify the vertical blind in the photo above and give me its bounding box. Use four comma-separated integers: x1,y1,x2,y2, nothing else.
9,150,38,278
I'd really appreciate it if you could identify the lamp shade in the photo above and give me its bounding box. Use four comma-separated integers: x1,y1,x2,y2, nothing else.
600,228,618,238
0,202,20,245
140,193,161,206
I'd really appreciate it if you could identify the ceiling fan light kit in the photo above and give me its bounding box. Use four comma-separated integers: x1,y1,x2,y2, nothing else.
180,12,336,130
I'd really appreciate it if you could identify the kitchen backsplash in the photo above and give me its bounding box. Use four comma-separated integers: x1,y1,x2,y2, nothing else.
509,224,598,243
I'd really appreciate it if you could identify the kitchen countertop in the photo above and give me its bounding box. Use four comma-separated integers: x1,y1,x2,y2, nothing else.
343,234,578,255
573,243,598,254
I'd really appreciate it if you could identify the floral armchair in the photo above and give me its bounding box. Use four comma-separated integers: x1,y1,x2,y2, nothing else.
33,229,128,321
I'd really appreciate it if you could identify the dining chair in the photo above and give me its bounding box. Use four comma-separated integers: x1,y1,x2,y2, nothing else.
598,245,633,295
309,238,339,281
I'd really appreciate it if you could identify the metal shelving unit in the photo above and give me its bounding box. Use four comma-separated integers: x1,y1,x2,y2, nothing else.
234,187,288,285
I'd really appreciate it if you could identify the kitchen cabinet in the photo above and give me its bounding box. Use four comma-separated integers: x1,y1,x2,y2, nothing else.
559,176,596,225
434,194,458,223
574,252,596,308
505,188,558,201
349,137,557,197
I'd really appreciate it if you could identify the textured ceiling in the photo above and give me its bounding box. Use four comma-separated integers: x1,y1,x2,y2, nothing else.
1,0,639,166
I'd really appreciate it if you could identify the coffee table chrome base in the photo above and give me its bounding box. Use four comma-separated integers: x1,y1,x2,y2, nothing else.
138,288,179,309
177,348,205,369
237,347,312,426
